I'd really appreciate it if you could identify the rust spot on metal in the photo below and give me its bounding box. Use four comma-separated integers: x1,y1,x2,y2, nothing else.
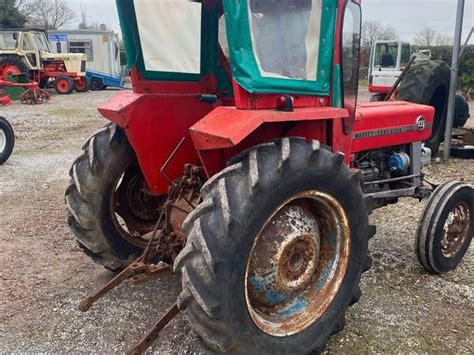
245,190,351,337
441,201,471,258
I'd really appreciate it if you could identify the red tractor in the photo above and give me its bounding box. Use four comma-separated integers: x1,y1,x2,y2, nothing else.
68,0,473,353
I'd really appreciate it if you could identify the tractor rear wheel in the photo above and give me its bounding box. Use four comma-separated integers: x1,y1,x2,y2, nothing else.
0,56,29,81
174,138,373,353
55,75,74,95
0,116,14,165
66,124,165,270
397,60,450,155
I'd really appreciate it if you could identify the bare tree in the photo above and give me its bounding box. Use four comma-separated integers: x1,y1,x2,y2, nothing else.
77,6,108,31
361,20,399,66
361,20,399,50
414,27,438,46
435,33,453,46
21,0,75,30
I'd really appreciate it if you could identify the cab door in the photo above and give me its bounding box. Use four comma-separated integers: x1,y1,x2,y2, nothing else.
21,33,41,70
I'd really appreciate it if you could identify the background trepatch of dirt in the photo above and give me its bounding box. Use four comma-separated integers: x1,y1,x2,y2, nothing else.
0,89,472,353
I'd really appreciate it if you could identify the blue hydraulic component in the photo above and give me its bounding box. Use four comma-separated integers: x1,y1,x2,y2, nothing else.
387,152,411,174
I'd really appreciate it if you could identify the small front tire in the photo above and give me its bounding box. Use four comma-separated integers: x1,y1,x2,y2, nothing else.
55,75,75,95
0,116,14,165
416,181,473,274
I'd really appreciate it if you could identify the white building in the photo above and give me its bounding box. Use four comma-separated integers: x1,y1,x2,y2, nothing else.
48,30,121,78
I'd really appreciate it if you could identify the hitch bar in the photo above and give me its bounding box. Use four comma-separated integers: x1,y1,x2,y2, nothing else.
78,261,171,312
126,303,180,355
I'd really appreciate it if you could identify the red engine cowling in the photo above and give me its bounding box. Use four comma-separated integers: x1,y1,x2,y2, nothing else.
352,101,435,153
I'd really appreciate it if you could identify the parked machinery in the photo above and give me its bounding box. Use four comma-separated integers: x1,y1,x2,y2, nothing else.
67,1,473,353
0,29,88,94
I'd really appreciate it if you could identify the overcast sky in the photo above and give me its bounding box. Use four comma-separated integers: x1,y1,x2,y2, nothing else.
68,0,473,43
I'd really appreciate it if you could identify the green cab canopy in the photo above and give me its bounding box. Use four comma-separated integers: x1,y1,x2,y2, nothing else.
117,0,337,96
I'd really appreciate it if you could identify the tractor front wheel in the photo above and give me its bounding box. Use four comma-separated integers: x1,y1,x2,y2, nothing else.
416,181,473,273
66,124,165,270
55,75,74,95
74,77,90,93
174,138,374,353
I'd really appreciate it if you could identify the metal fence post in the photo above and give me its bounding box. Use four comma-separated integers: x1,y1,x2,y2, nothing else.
443,0,465,161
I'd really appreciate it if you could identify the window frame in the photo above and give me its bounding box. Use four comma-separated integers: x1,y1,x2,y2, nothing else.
340,0,362,131
223,0,337,96
68,40,94,62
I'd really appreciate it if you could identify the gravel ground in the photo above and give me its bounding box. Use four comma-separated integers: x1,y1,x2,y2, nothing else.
0,89,473,353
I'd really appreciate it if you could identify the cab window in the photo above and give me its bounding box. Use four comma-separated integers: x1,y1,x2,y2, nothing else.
342,1,361,120
134,0,202,74
22,36,34,51
374,42,398,68
400,44,411,66
31,32,50,51
0,32,19,50
248,0,322,80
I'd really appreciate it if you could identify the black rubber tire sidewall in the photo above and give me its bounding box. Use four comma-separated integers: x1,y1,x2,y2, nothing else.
397,61,450,154
0,116,14,165
429,186,473,273
96,145,143,258
90,78,104,91
450,146,474,160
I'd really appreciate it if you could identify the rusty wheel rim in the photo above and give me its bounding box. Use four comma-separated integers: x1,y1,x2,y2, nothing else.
441,201,471,258
245,190,351,337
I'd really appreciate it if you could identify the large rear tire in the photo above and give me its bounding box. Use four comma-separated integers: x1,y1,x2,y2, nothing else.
0,116,14,165
174,138,374,353
66,124,164,270
0,56,30,81
397,60,450,155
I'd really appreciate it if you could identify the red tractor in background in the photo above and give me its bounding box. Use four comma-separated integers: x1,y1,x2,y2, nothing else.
0,29,89,94
67,0,473,353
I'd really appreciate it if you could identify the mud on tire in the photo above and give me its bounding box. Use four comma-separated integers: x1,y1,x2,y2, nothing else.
174,138,375,354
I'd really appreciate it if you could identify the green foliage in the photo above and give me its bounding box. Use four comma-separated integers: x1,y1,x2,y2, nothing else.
0,0,26,28
413,45,474,92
